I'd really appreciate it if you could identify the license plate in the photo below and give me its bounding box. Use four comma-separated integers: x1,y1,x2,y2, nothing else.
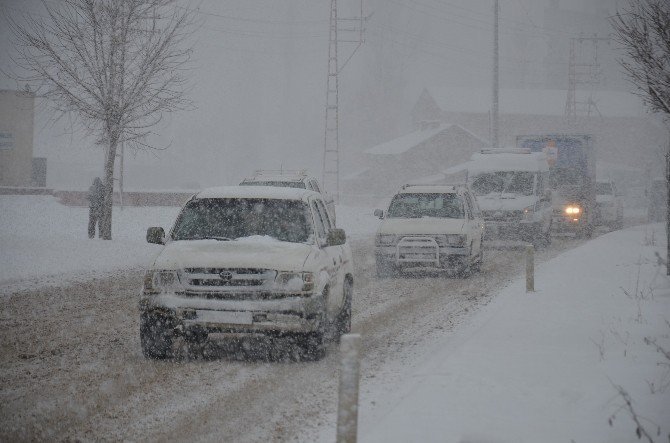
194,310,253,325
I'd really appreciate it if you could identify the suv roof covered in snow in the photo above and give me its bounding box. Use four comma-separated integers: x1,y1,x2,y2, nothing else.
195,185,319,201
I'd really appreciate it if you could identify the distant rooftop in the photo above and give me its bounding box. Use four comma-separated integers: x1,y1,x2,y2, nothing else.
363,123,486,156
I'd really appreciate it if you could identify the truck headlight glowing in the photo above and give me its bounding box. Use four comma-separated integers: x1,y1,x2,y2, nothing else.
275,271,314,292
564,206,581,215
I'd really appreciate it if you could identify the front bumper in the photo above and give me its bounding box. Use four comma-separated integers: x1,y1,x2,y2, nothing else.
552,214,585,233
139,291,325,335
375,239,470,269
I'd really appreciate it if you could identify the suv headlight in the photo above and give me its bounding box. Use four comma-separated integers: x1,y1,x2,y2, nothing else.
375,234,397,246
143,270,184,294
275,271,314,292
446,234,467,247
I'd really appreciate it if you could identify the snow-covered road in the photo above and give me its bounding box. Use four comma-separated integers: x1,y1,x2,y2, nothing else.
0,237,582,441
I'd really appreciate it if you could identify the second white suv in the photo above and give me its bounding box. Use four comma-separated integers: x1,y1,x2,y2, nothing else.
240,170,336,223
373,184,485,277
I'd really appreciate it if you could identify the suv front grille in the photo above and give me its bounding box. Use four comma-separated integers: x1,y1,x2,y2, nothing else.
182,268,277,289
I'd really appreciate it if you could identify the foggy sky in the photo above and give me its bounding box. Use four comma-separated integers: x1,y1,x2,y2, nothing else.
0,0,644,190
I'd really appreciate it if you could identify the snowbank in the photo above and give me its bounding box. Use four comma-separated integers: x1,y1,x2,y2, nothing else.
359,224,670,442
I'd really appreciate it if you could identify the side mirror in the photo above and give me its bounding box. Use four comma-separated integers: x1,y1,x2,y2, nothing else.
327,228,346,246
146,227,165,245
374,209,384,219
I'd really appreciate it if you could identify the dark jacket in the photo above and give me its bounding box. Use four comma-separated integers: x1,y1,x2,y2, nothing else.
88,178,105,213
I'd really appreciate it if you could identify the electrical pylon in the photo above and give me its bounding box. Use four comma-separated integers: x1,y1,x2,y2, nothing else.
322,0,366,203
565,34,609,123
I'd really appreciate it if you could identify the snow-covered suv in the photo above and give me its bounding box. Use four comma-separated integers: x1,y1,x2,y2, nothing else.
140,186,353,360
373,184,485,277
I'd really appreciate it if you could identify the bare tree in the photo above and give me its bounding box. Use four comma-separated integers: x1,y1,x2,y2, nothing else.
8,0,194,239
610,0,670,116
610,0,670,274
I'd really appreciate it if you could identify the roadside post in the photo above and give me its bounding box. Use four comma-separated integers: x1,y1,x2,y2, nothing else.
526,244,534,292
337,333,361,443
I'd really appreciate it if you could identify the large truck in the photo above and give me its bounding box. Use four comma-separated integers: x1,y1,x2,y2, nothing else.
516,134,596,237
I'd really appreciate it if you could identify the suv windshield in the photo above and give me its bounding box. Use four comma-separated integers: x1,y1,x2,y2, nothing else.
387,193,464,219
471,171,535,196
241,180,306,189
172,198,313,243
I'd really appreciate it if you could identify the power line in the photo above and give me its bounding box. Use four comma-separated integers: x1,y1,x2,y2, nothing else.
180,5,328,26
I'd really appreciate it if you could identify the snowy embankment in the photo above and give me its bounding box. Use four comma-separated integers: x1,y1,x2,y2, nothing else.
0,195,378,293
356,224,670,443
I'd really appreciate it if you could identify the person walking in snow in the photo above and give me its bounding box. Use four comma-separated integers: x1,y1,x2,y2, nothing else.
88,177,104,238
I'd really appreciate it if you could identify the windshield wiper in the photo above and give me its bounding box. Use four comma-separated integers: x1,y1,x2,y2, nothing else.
194,236,235,241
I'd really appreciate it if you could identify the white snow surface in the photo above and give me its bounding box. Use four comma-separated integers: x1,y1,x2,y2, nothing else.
0,195,378,292
350,224,670,442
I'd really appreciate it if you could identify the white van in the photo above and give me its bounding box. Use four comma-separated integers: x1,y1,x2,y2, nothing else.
444,149,552,247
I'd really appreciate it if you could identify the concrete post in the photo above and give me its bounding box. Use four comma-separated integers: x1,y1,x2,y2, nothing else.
337,333,361,443
526,244,534,292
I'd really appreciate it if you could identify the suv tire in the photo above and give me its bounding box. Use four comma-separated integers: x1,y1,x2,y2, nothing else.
332,278,353,341
140,312,175,360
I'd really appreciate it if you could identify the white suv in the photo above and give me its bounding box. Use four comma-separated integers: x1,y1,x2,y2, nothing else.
240,170,336,223
374,184,485,277
140,186,353,360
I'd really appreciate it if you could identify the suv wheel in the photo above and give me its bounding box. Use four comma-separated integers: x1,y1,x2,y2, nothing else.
472,241,484,273
140,312,175,360
332,278,353,341
297,288,328,361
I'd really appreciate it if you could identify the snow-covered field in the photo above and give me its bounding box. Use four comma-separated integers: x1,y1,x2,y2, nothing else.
0,195,379,292
351,224,670,443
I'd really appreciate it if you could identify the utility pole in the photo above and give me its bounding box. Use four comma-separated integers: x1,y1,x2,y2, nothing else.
492,0,499,150
666,143,669,275
322,0,366,203
119,140,124,209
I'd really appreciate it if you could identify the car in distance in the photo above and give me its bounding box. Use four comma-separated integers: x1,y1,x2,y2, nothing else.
240,169,336,223
373,184,485,277
594,180,624,230
140,186,353,360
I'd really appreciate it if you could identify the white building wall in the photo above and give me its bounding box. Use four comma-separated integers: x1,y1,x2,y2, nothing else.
0,90,35,187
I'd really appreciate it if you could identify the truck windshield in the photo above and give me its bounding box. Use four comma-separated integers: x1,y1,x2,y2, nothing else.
171,198,313,243
387,193,464,219
241,181,306,189
471,171,535,196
